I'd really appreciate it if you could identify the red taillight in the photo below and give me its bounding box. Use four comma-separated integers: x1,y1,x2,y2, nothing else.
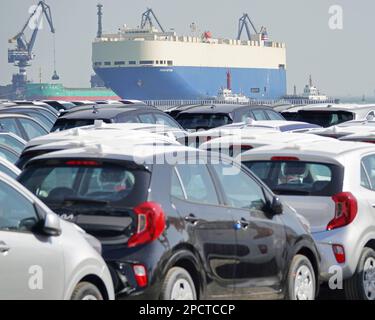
332,244,346,263
271,156,300,161
128,202,166,248
133,264,148,287
65,160,100,166
327,192,358,231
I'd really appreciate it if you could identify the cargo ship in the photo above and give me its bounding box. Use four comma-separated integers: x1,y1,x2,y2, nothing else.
0,82,119,101
92,9,287,101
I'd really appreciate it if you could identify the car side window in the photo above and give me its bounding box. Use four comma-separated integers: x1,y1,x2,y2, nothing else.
212,162,266,213
154,113,179,128
240,110,254,122
138,113,156,124
0,181,38,232
361,155,375,190
170,168,185,199
0,163,17,179
0,119,21,137
252,109,268,121
176,164,219,205
18,119,46,140
266,110,283,120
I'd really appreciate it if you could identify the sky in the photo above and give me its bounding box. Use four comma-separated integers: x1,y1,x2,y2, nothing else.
0,0,374,97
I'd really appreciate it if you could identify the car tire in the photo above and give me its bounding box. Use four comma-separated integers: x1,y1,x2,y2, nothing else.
344,247,375,300
160,266,197,300
71,281,103,300
286,254,316,300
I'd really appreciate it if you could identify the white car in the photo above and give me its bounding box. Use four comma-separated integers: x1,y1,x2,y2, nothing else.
239,140,375,300
282,103,375,127
0,173,115,300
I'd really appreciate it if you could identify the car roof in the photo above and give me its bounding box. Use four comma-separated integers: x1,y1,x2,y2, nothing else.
240,140,375,164
0,113,35,120
57,106,151,120
27,143,208,166
282,103,375,113
177,104,273,115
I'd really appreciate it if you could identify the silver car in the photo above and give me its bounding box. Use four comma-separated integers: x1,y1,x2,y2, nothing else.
0,173,115,300
240,140,375,300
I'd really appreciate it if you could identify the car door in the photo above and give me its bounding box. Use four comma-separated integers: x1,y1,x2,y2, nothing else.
0,180,65,299
170,163,237,298
210,160,287,299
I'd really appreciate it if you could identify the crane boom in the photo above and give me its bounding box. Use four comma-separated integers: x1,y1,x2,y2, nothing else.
140,8,165,33
237,13,258,40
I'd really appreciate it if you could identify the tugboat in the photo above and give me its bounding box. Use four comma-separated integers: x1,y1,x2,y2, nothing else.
216,71,250,103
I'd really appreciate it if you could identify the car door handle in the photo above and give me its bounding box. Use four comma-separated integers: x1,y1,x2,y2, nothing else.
184,214,198,225
0,241,10,253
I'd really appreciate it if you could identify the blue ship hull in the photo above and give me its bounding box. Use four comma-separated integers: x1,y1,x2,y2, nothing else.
94,66,287,100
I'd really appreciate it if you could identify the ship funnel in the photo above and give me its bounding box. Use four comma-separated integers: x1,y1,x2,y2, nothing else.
97,3,103,38
226,70,232,91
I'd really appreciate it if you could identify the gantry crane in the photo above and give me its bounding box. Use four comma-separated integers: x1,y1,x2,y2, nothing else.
140,8,165,32
8,1,58,97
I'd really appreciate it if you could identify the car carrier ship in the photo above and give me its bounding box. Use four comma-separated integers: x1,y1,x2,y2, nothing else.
92,8,287,101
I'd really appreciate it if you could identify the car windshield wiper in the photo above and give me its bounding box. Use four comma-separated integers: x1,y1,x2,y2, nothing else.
272,188,310,196
61,197,109,206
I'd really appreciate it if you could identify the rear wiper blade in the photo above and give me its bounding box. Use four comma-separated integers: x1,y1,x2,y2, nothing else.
62,197,109,206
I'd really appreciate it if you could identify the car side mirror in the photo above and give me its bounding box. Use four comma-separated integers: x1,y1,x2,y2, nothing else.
34,203,62,236
271,196,283,215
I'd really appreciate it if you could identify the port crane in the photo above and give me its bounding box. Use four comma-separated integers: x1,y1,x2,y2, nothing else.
237,13,269,41
140,8,165,32
8,0,59,97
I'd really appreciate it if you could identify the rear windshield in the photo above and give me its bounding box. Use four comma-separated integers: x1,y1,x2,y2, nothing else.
19,160,150,208
243,160,343,196
51,119,111,132
177,113,232,130
293,111,354,127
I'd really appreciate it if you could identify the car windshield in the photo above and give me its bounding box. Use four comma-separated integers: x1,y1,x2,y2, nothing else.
243,160,343,196
0,146,18,164
19,161,151,209
177,113,232,130
51,119,110,132
293,111,354,127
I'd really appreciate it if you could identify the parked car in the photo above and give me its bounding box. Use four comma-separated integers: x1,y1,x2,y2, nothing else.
0,106,55,130
175,104,285,130
18,144,320,300
240,140,375,300
282,104,375,127
0,172,115,300
182,120,321,147
0,158,20,178
340,131,375,143
51,106,182,132
0,114,48,141
42,100,76,112
0,132,26,154
309,120,375,139
7,101,60,116
164,104,204,119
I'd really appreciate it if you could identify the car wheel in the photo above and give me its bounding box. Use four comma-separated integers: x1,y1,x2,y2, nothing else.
71,281,103,300
344,247,375,300
286,254,316,300
160,266,197,300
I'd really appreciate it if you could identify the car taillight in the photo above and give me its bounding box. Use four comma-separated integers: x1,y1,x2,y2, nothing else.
133,264,148,287
332,244,346,263
128,202,166,248
327,192,358,231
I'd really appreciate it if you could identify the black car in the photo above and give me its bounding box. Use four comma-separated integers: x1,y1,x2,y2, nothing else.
18,144,320,300
51,106,182,132
175,104,285,130
164,104,204,119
